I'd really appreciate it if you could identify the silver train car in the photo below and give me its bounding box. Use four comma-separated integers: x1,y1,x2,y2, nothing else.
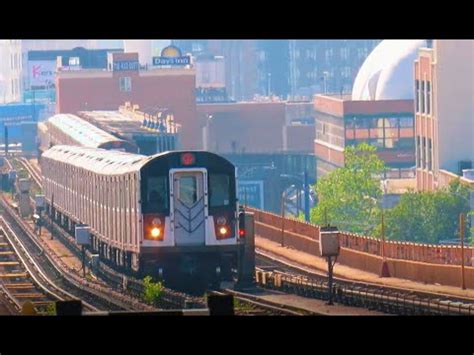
43,114,138,153
41,145,239,284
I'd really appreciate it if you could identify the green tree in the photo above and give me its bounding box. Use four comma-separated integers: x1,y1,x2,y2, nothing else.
383,179,470,244
311,143,385,234
143,276,163,305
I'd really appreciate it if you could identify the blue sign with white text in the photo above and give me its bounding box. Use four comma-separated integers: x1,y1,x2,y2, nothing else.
113,61,140,71
153,56,191,66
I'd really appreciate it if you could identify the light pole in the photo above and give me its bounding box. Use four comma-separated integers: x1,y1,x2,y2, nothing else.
460,213,466,290
267,73,272,97
204,114,213,151
379,196,391,277
280,170,311,222
322,71,329,94
281,190,285,247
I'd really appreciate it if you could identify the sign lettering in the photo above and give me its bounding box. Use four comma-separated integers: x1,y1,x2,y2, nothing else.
152,56,191,66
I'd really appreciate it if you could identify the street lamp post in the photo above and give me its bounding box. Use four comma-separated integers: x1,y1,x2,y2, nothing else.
267,73,272,97
460,213,466,290
322,71,329,94
281,190,285,247
280,171,311,222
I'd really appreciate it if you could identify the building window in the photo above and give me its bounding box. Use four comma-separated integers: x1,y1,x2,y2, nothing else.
426,81,431,115
119,77,132,92
420,81,425,114
69,57,80,66
415,80,420,112
416,136,421,168
192,43,203,52
427,138,432,171
422,137,426,169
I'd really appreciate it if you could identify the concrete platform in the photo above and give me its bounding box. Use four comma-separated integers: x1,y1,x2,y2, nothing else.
258,293,385,315
256,236,474,301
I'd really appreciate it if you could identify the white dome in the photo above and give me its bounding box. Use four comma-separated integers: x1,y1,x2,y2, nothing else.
352,40,427,101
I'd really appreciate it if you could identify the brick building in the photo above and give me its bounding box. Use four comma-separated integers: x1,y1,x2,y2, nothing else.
415,40,474,191
314,94,415,178
55,52,199,149
198,100,315,154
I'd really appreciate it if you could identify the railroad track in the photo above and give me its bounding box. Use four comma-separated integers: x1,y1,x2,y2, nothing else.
42,211,207,309
211,288,320,315
0,196,151,313
17,158,42,189
0,217,99,314
255,249,474,315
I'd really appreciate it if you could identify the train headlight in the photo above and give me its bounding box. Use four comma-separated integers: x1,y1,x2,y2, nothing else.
151,227,161,238
219,226,228,235
144,214,165,241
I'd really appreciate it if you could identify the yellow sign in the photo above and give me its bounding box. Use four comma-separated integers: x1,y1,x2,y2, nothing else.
161,45,182,58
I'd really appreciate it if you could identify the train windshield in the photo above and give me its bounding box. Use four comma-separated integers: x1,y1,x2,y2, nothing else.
209,174,230,207
179,175,198,206
146,176,168,212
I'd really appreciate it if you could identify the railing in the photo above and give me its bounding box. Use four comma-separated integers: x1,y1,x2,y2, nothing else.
247,207,474,266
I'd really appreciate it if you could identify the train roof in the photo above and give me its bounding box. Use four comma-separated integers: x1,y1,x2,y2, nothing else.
42,145,147,175
42,145,235,176
47,114,128,149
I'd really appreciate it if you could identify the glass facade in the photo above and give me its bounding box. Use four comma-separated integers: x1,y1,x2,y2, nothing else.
345,115,415,151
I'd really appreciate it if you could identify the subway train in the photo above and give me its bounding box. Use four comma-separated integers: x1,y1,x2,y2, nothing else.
41,114,138,153
40,145,240,285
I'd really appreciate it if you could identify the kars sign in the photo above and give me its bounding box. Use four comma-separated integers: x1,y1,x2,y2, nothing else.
28,60,56,88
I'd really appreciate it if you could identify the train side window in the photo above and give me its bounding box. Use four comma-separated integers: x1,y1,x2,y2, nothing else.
209,174,230,207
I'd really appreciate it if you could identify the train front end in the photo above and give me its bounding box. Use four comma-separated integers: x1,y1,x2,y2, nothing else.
139,151,240,287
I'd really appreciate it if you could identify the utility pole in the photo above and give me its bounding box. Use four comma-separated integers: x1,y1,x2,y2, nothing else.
460,213,466,290
304,169,310,222
267,73,272,97
281,190,285,247
380,210,391,277
327,256,334,305
50,194,54,240
4,125,8,157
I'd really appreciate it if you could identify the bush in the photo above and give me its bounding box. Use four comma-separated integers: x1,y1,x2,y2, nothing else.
143,276,163,305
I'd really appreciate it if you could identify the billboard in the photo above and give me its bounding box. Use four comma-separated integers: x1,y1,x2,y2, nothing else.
28,60,56,88
238,180,264,209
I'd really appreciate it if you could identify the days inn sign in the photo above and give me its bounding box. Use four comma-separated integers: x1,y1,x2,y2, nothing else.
152,45,191,66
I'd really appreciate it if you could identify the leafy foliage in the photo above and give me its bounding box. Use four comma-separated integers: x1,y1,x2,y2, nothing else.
143,276,163,305
383,179,470,244
311,143,385,234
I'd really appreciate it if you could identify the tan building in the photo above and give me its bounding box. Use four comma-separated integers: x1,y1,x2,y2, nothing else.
415,40,474,191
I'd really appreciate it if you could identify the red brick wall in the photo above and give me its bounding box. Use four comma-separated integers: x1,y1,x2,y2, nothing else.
344,99,414,115
250,207,474,288
249,207,474,266
314,95,413,117
56,72,199,149
314,142,345,166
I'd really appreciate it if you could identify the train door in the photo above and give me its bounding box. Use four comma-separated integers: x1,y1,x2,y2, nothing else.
172,170,207,246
